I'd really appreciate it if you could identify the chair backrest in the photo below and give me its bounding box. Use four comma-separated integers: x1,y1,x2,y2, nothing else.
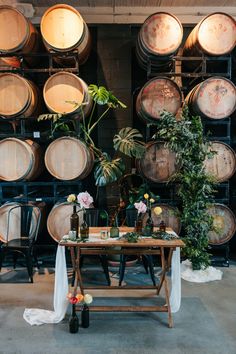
6,204,41,243
78,208,109,227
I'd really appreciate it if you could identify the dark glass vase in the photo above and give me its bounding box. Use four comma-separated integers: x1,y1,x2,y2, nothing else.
135,213,143,234
159,220,166,232
81,304,90,328
69,304,79,333
143,209,154,236
80,210,89,240
70,205,79,238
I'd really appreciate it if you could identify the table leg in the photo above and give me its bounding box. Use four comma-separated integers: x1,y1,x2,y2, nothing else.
161,247,173,328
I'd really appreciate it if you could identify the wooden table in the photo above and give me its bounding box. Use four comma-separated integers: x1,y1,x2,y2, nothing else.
60,227,185,328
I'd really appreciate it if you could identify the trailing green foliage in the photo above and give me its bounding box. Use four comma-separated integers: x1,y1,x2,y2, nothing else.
37,84,146,187
155,107,216,270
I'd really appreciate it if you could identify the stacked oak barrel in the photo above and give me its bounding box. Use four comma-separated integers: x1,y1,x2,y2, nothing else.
135,12,236,250
0,4,95,244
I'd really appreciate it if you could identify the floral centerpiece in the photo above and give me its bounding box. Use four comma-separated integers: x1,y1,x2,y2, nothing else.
134,194,162,235
61,191,94,242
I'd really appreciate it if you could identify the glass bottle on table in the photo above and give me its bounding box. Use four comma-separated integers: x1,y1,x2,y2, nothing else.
110,217,119,238
144,208,154,236
70,204,79,239
80,210,89,240
135,212,143,234
159,220,166,232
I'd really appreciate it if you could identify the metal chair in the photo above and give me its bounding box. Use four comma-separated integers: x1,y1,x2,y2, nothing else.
119,208,156,286
77,208,111,286
0,204,41,283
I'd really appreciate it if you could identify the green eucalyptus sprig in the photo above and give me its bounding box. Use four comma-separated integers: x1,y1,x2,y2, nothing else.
122,232,140,243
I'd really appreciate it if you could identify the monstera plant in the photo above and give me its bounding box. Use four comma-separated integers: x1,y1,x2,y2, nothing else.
38,84,145,187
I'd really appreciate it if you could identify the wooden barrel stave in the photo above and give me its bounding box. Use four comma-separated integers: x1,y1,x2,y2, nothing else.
0,138,43,181
43,72,92,117
0,5,39,66
40,4,91,66
207,203,236,245
136,77,182,122
0,73,41,118
204,141,236,182
44,137,94,181
183,13,236,57
136,12,183,71
185,77,236,120
137,141,177,183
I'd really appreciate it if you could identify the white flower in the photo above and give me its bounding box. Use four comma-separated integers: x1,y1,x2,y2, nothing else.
83,293,93,304
134,201,147,214
77,191,93,209
67,194,76,203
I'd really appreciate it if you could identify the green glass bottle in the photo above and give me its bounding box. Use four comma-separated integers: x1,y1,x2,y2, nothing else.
144,209,154,236
80,210,89,240
110,218,119,238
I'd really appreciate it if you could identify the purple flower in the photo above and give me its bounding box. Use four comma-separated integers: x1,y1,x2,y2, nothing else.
77,191,94,209
134,201,147,214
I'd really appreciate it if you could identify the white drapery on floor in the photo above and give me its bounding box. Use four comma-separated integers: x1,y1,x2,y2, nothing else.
23,245,181,325
181,259,223,283
23,246,68,325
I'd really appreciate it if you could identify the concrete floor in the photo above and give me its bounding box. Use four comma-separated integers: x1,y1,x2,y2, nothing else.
0,260,236,354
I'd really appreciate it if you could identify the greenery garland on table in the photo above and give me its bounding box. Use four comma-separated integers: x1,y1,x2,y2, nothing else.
154,107,216,270
122,231,178,243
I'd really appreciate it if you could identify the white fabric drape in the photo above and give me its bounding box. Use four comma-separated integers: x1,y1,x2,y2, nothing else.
23,246,68,325
169,247,181,313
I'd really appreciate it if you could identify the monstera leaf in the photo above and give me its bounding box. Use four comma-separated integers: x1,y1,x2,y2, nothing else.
94,153,125,186
113,127,145,158
88,85,110,105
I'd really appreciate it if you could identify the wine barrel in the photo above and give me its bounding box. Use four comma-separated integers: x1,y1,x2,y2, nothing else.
204,141,236,182
47,202,85,242
40,4,91,66
0,202,40,243
44,137,94,181
207,203,236,245
136,12,183,71
185,77,236,119
0,73,41,118
136,77,182,122
0,5,39,66
43,72,92,117
136,141,177,183
0,138,43,181
143,204,181,234
183,13,236,57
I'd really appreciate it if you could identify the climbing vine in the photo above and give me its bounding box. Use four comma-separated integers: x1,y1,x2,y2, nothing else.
156,107,216,270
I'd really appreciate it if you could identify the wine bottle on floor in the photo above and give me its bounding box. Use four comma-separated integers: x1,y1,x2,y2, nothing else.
81,304,90,328
69,304,79,333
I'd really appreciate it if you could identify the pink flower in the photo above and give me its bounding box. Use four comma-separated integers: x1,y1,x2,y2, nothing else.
77,191,94,209
134,201,147,214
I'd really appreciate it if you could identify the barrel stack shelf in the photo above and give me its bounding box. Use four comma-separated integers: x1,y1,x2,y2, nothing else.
132,16,236,266
0,50,86,205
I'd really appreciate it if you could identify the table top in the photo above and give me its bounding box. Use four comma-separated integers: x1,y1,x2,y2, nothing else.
59,226,185,248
